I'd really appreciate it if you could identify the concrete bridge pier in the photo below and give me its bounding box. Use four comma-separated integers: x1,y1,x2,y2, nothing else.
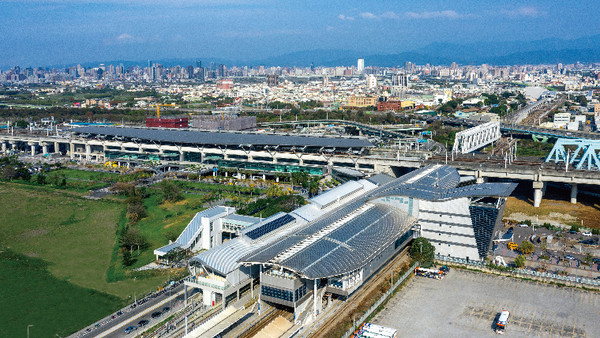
41,142,48,155
570,184,578,204
1,142,6,153
85,144,91,161
476,170,486,184
28,142,36,156
541,181,547,196
54,141,60,154
533,181,544,207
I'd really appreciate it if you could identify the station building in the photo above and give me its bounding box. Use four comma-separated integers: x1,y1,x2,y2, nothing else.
180,165,515,322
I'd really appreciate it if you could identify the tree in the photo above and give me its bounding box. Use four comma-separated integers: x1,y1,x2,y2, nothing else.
308,178,320,198
122,250,135,266
120,227,147,253
410,238,435,267
520,241,535,255
127,197,147,223
163,247,187,263
291,171,310,187
514,255,526,268
15,120,29,128
266,184,285,197
36,174,47,185
1,165,17,180
159,180,183,203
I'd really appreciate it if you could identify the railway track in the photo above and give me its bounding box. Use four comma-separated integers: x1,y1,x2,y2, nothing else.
428,155,544,167
236,308,289,338
310,247,410,338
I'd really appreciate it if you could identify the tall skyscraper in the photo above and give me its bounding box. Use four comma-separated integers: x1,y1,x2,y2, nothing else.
357,58,365,74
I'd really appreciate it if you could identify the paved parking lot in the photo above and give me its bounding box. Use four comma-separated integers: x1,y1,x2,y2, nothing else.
372,269,600,337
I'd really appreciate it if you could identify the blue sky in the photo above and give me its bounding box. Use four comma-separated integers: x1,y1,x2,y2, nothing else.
1,0,599,67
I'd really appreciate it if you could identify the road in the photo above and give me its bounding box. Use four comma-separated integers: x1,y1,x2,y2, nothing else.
70,284,185,338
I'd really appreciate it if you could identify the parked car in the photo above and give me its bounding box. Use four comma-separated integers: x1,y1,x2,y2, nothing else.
519,223,529,228
565,255,576,260
582,231,592,237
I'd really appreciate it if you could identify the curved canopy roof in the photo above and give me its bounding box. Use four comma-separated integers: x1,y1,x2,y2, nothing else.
71,126,374,149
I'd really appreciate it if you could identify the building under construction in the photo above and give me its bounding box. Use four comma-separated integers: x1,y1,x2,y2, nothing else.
145,116,189,128
191,115,256,131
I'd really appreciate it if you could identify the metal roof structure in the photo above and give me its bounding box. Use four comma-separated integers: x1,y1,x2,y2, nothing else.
70,126,374,149
241,202,416,278
193,165,517,281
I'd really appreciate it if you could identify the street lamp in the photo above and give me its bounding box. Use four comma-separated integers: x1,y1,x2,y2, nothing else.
27,324,34,338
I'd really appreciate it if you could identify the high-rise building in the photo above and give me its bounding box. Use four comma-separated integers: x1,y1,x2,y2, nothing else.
266,74,279,87
357,58,365,74
217,64,226,78
367,74,377,89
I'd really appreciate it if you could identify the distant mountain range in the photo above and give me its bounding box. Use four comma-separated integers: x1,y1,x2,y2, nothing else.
41,34,600,69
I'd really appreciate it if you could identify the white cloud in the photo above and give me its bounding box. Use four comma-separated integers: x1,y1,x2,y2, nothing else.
116,33,134,41
380,11,400,19
338,14,354,21
405,10,460,19
360,12,377,19
326,26,334,31
501,6,543,18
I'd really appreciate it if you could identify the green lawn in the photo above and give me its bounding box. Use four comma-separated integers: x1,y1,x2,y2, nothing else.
112,191,218,272
0,249,123,337
0,183,167,298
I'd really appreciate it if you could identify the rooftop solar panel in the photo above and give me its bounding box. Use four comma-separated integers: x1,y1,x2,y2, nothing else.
245,214,295,240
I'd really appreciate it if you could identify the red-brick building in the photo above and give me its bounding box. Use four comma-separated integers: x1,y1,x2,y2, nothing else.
146,117,189,128
377,100,403,111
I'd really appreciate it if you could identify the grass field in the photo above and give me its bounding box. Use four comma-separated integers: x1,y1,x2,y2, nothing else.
0,249,123,337
0,182,170,292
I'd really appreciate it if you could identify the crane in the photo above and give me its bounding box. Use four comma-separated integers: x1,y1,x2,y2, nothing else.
150,103,177,118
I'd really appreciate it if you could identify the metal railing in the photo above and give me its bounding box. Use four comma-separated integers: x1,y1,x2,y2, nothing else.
341,262,418,338
435,254,600,287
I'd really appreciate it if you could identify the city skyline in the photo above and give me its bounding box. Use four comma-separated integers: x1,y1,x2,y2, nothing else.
2,0,600,68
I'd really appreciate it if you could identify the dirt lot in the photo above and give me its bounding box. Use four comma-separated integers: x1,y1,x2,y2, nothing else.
372,269,599,337
504,183,600,230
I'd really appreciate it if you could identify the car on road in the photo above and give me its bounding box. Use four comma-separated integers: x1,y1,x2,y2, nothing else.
151,311,162,318
518,223,529,228
162,306,170,312
124,326,137,334
582,231,592,237
138,320,149,327
568,230,578,235
565,255,576,260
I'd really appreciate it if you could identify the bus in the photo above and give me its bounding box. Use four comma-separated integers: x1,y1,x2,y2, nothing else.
353,323,397,338
495,310,510,334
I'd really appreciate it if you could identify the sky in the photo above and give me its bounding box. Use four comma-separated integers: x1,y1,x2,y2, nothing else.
1,0,600,67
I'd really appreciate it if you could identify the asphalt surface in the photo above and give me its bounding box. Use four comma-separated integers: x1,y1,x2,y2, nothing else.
72,283,185,338
373,269,600,337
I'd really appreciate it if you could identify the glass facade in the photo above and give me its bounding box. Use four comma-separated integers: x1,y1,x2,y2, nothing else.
215,160,324,175
262,284,307,302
